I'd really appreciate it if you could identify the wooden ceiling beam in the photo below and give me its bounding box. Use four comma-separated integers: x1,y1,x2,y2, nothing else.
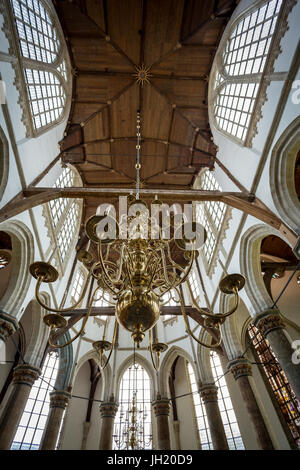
2,187,298,247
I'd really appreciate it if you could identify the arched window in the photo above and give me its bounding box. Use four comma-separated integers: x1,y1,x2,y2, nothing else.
211,0,294,146
2,0,70,136
248,323,300,447
195,170,228,274
43,166,81,274
187,362,213,450
210,351,244,450
11,351,59,450
70,268,85,304
113,364,152,450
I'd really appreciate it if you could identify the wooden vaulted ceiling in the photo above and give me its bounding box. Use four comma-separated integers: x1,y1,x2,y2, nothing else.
55,0,238,224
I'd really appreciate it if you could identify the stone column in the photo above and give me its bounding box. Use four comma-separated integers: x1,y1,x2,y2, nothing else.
227,358,273,450
0,363,41,450
152,396,171,450
254,309,300,400
0,311,18,346
172,420,181,450
200,384,229,450
99,397,118,450
40,390,71,450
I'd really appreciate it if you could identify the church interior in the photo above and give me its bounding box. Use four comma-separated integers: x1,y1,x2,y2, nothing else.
0,0,300,451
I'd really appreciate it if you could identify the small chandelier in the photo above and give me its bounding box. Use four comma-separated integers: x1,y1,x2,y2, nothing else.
113,391,152,450
29,111,245,371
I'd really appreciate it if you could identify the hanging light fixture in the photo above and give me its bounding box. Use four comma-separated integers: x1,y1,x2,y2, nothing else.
29,111,245,370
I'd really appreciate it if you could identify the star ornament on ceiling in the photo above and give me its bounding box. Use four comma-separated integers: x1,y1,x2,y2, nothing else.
133,64,152,87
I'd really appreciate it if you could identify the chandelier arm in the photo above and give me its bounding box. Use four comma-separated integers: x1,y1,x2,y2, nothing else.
148,329,159,372
164,241,187,272
175,286,222,349
188,281,240,320
34,262,99,313
100,319,118,369
187,280,215,317
157,249,196,298
98,241,124,285
47,285,99,348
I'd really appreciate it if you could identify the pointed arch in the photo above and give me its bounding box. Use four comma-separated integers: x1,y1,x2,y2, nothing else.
0,220,34,317
159,345,196,397
115,353,156,402
239,223,294,316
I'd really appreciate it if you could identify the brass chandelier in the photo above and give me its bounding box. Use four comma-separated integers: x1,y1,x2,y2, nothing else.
29,111,245,371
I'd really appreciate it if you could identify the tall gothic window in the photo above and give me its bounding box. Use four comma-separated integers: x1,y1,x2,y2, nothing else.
212,0,284,146
248,323,300,447
187,362,213,450
70,268,85,304
8,0,69,135
210,351,245,450
195,170,228,272
11,351,59,450
113,364,152,450
43,167,81,273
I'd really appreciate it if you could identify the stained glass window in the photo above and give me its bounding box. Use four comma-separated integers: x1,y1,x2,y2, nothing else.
187,362,213,450
113,364,152,450
210,351,245,450
11,351,59,450
248,323,300,447
213,0,283,143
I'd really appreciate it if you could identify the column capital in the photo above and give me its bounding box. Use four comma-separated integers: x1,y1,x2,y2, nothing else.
227,357,252,380
152,396,170,417
199,384,218,403
99,401,118,419
49,390,71,409
12,364,41,386
0,311,19,342
253,309,285,336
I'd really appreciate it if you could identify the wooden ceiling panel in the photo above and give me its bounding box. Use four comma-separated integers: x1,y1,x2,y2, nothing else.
141,86,172,140
84,108,110,142
151,46,212,76
147,173,193,186
180,0,216,42
85,142,112,168
84,170,132,185
196,134,211,153
110,85,139,138
72,103,105,124
106,0,142,65
179,107,208,129
71,37,134,72
85,0,106,31
55,0,237,207
151,78,206,108
170,112,195,146
75,75,133,103
144,0,185,66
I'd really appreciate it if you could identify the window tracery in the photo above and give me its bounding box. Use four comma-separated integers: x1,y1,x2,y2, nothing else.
210,351,244,450
11,351,59,450
210,0,296,146
195,170,229,275
0,0,70,136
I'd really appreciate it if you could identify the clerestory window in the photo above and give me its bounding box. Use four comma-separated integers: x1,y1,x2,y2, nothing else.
4,0,70,135
212,0,287,146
